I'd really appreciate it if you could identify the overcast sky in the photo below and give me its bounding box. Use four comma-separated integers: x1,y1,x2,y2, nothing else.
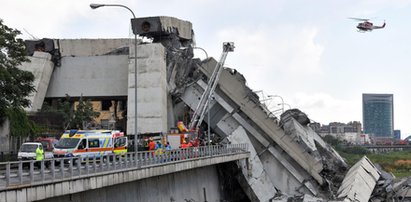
1,0,410,137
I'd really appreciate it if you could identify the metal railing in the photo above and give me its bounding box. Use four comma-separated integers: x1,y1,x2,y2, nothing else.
0,143,248,190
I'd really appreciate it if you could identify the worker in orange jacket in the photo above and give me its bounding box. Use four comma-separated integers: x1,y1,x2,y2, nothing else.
148,138,156,151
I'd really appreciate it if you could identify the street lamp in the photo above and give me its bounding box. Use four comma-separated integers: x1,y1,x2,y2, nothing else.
193,47,209,59
268,95,284,114
178,46,208,60
90,3,139,152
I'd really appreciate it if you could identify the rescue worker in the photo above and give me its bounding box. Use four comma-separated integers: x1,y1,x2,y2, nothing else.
155,141,162,150
143,138,149,150
35,145,44,169
36,145,44,161
155,141,163,155
148,138,156,151
148,138,156,157
165,142,172,162
165,142,172,151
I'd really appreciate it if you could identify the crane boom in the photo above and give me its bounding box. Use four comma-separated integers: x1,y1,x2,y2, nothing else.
188,42,235,130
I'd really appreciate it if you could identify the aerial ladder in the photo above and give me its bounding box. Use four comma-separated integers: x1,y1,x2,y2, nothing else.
188,42,235,132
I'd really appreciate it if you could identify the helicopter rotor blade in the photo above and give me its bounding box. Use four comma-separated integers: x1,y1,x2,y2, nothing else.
349,17,370,21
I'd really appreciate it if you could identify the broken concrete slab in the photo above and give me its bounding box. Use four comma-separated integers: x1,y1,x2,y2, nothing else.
131,16,193,41
59,39,131,57
281,113,348,186
197,59,327,185
228,126,277,202
337,156,380,202
181,79,321,195
19,51,54,112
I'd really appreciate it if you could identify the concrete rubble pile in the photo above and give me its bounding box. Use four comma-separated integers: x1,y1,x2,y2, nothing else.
369,164,411,202
130,16,411,202
175,60,392,201
390,176,411,201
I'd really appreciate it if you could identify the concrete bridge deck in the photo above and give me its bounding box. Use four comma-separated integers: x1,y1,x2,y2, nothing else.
0,144,249,202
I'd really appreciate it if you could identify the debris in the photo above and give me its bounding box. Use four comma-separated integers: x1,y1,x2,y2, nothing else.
280,109,311,127
337,156,380,202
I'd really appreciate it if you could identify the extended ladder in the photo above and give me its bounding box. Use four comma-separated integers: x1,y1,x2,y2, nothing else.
188,42,235,130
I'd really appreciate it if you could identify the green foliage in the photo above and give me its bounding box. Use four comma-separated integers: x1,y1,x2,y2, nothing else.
323,135,343,146
5,107,32,136
338,150,411,177
29,120,48,136
70,98,100,129
341,146,369,155
0,19,35,137
338,152,363,166
368,151,411,165
41,96,100,130
41,97,73,126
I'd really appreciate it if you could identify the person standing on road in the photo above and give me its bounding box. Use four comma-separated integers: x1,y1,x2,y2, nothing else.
155,141,163,155
35,145,45,168
36,145,44,161
165,142,172,151
148,138,156,157
164,142,172,162
148,138,156,151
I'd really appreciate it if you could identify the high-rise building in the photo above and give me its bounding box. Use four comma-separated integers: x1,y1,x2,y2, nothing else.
362,94,394,137
394,130,401,140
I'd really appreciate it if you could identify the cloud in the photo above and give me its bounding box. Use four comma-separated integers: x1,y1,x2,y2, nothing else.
2,1,77,38
291,92,361,124
198,24,324,95
0,0,132,39
212,24,324,76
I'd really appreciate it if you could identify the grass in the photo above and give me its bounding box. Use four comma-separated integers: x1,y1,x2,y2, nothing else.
338,150,411,177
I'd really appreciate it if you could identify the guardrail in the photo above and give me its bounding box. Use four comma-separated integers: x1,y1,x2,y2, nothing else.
0,143,248,190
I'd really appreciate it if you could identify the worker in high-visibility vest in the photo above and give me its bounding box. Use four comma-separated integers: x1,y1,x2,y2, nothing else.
36,145,44,161
155,141,163,155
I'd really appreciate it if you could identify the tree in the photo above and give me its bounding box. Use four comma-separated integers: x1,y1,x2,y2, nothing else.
69,97,100,129
323,135,342,146
41,95,100,130
0,19,35,136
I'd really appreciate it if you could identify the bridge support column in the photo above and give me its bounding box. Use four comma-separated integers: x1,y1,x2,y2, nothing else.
127,43,168,138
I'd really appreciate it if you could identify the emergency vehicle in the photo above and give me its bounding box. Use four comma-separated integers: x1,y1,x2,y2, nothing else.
53,130,128,161
166,121,200,149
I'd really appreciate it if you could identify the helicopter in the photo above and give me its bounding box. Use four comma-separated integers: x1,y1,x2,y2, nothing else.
349,18,386,32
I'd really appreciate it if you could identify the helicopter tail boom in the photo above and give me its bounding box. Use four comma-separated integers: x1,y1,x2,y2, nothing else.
373,21,386,29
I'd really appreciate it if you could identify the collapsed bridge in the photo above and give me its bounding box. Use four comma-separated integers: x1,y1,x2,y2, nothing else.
17,16,408,201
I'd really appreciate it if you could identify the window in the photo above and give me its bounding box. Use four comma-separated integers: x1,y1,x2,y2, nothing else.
55,138,80,149
88,139,100,148
114,137,127,147
101,100,112,111
19,144,38,152
118,101,126,111
78,139,86,150
40,141,48,150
